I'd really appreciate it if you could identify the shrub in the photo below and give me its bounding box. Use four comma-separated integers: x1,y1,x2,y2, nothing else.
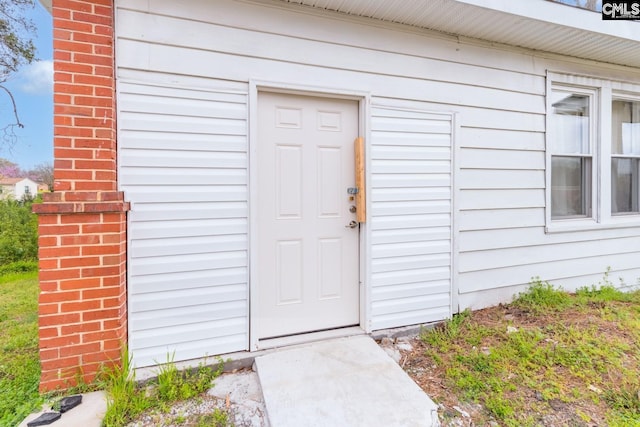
0,199,38,266
0,260,38,275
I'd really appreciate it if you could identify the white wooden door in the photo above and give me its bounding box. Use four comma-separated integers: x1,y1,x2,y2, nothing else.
257,92,360,339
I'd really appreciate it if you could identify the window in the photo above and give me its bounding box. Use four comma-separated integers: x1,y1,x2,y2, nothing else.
546,0,602,12
611,99,640,214
24,186,31,195
546,72,640,231
549,89,593,218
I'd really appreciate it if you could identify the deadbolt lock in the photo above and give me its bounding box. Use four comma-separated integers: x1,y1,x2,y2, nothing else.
349,206,357,213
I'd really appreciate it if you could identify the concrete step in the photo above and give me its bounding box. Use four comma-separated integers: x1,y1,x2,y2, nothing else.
254,335,440,427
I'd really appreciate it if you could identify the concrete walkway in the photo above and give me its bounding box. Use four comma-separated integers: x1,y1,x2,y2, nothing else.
254,335,440,427
19,336,439,426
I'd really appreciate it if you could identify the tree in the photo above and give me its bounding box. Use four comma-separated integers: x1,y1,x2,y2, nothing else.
0,159,54,191
0,0,36,146
29,161,52,190
0,157,21,177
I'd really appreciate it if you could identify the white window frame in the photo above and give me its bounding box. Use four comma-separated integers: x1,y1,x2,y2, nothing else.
546,72,640,233
610,94,640,216
548,84,597,222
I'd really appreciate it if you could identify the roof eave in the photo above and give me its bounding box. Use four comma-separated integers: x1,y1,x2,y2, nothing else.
282,0,640,68
38,0,51,14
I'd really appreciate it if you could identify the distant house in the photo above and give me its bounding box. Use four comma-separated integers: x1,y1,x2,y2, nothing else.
0,178,38,200
34,0,640,391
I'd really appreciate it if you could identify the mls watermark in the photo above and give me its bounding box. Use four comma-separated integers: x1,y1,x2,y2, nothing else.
602,1,640,19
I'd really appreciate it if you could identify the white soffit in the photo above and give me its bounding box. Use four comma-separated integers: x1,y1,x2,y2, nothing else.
281,0,640,68
38,0,52,13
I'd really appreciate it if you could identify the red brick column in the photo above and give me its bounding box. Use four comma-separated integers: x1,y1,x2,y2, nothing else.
33,0,127,391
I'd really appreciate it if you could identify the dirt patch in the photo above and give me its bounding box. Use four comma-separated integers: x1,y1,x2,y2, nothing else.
401,294,640,427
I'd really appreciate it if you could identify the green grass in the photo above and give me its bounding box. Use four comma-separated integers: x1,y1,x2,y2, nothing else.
0,270,42,426
419,278,640,426
0,264,231,426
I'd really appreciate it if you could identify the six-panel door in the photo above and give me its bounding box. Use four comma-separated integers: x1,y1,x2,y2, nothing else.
256,92,360,339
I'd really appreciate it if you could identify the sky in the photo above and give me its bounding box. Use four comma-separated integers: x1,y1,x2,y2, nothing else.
0,1,52,171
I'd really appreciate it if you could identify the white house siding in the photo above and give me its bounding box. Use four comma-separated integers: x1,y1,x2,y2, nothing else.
116,0,640,364
455,84,640,308
118,79,249,367
369,104,453,330
0,178,38,200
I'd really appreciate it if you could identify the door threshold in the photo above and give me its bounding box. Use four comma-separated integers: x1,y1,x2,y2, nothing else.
258,326,364,350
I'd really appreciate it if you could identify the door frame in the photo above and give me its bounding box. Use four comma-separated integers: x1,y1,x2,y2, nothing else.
248,81,371,351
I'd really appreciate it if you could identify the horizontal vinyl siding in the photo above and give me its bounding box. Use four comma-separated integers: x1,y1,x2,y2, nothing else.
115,0,640,353
116,1,546,109
457,125,640,306
369,104,452,330
118,79,249,367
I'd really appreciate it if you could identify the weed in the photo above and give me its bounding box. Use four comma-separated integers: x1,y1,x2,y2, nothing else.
413,278,640,426
456,352,493,374
155,355,182,402
447,366,487,399
505,328,544,362
604,384,640,425
100,347,152,427
576,269,640,307
155,354,225,403
577,284,624,301
194,408,230,427
422,309,471,350
484,394,515,420
462,323,493,347
100,349,227,426
512,278,571,313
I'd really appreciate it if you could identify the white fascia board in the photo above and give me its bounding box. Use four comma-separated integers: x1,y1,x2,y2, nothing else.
454,0,640,41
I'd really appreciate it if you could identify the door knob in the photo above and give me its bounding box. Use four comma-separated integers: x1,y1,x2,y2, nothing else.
345,220,358,229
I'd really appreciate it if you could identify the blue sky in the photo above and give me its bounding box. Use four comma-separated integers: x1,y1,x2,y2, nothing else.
1,2,52,170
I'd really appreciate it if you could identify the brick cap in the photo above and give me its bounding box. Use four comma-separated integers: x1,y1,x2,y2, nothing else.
33,192,129,214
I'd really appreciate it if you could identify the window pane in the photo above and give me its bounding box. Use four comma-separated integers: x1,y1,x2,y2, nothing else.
551,92,590,154
612,158,639,214
612,100,640,155
551,156,592,218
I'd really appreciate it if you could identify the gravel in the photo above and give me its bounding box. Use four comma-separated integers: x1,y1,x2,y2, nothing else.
126,370,269,427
